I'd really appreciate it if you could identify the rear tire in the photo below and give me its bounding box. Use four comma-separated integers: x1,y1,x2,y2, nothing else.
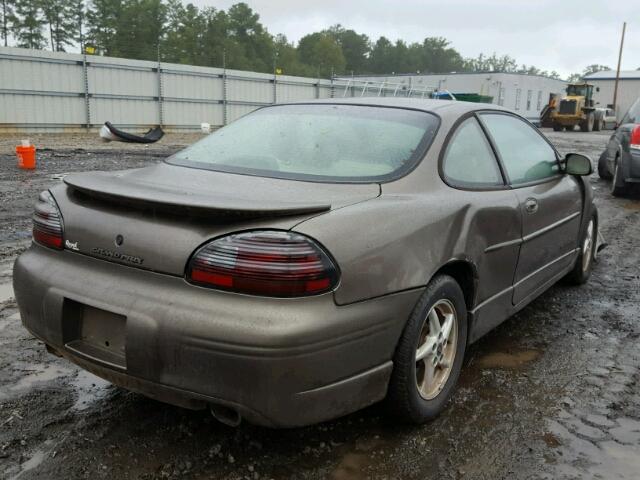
386,275,467,424
553,123,563,132
611,158,627,197
593,116,602,131
566,216,596,285
598,153,612,179
564,125,574,132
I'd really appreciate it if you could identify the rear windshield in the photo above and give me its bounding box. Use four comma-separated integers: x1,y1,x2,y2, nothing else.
621,99,640,125
167,104,439,182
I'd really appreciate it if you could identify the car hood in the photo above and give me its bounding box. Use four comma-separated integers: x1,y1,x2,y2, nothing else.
53,163,379,276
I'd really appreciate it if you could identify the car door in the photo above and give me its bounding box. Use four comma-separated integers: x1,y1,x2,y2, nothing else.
440,114,522,337
478,112,583,306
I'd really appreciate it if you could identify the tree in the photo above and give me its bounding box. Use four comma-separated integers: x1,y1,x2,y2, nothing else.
163,1,222,67
1,0,15,47
464,53,518,73
566,73,582,83
419,37,465,73
326,24,369,74
297,31,345,77
12,0,46,49
583,64,611,76
41,0,80,51
85,0,122,55
273,33,312,76
367,36,395,73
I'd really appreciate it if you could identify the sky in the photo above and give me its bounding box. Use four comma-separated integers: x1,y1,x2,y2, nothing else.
192,0,639,78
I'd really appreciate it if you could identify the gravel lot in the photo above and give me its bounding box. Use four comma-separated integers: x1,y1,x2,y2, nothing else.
1,129,639,480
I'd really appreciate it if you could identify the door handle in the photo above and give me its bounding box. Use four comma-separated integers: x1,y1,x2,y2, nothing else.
525,198,538,214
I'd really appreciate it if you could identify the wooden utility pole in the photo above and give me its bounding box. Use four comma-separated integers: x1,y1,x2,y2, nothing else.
613,22,626,115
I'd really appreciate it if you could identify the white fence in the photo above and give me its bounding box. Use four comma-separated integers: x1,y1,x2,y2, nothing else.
0,47,337,133
0,47,441,133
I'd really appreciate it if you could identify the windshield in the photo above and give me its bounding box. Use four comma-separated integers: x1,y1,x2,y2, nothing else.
567,85,588,97
168,104,439,182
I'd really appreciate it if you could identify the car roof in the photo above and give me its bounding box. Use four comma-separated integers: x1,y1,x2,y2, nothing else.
281,97,511,116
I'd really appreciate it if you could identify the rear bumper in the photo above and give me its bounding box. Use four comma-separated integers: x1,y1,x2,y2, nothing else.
13,245,421,427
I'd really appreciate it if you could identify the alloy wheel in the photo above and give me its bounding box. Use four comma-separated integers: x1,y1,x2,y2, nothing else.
415,299,458,400
582,219,595,273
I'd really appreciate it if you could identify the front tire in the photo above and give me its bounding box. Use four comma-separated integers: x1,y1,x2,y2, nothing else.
553,123,563,132
566,216,596,285
386,275,468,424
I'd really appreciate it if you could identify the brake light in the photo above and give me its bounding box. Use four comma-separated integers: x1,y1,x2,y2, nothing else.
187,231,339,297
33,191,64,250
630,125,640,150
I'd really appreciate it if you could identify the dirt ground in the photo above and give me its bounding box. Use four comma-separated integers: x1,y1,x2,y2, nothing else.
1,129,639,480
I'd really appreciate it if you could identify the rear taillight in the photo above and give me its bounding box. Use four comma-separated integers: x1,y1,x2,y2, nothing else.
33,191,64,250
187,230,339,297
630,125,640,150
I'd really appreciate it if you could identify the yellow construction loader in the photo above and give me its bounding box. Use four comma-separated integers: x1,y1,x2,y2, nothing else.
551,82,604,132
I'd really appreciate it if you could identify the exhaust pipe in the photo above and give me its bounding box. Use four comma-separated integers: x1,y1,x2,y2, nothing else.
210,404,242,427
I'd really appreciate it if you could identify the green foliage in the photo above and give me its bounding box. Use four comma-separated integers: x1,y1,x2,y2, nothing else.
583,64,611,75
85,0,122,55
41,0,82,51
566,65,612,83
297,31,345,76
12,0,46,49
6,0,562,80
1,0,15,47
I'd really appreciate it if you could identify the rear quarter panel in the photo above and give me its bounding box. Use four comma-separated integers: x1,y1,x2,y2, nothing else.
295,187,521,307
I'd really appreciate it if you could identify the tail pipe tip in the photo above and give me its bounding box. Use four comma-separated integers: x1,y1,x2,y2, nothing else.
210,404,242,427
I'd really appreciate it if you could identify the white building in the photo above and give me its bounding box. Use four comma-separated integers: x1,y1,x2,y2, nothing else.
337,72,567,124
583,70,640,121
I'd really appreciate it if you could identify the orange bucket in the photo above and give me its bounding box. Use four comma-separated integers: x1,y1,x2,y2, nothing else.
16,145,36,169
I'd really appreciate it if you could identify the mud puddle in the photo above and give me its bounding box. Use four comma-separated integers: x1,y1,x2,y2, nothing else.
476,349,541,369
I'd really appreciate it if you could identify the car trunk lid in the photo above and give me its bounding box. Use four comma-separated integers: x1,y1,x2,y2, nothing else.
53,163,379,276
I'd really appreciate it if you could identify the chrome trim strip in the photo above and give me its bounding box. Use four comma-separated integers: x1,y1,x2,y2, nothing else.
470,284,513,313
513,248,579,288
522,211,581,243
484,237,523,253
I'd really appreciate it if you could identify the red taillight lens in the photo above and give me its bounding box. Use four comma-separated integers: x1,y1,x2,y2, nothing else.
630,125,640,150
33,191,64,250
187,231,339,297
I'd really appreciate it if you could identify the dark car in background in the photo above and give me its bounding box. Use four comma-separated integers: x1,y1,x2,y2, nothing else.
598,98,640,196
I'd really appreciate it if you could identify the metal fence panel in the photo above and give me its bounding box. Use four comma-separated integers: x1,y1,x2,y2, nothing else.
0,47,381,133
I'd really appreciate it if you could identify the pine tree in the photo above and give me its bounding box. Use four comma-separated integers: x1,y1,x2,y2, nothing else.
41,0,80,51
12,0,46,49
1,0,15,47
85,0,121,55
68,0,85,51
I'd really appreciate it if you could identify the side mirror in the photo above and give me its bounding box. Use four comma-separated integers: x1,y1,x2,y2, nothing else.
596,87,600,92
565,153,593,176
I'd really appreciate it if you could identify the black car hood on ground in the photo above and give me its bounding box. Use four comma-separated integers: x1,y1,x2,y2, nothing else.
53,162,380,275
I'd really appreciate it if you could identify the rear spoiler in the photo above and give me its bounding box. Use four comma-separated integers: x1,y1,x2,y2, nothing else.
63,172,331,219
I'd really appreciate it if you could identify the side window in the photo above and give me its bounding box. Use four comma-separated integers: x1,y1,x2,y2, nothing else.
442,117,504,188
480,113,559,185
